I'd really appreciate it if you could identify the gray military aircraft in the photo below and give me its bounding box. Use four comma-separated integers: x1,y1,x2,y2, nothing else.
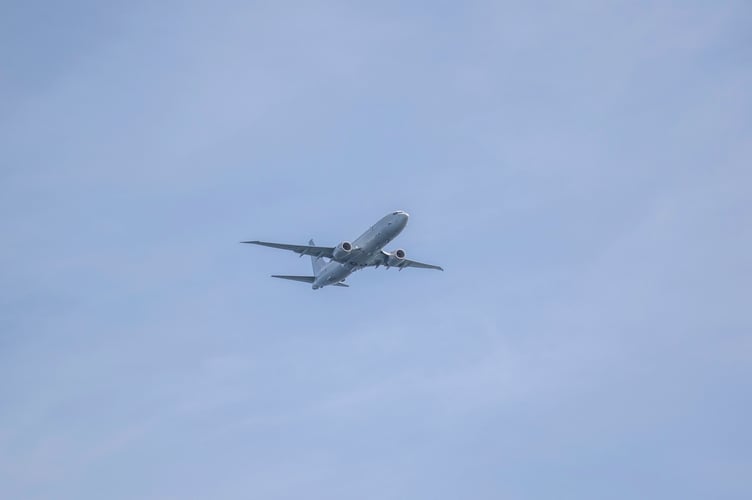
243,211,443,289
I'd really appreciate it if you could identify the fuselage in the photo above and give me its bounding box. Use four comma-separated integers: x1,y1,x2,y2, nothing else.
312,211,409,289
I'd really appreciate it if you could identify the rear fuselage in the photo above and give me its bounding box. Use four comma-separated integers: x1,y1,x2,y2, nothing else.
312,211,408,289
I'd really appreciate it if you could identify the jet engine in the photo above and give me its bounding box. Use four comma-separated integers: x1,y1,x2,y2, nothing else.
386,249,406,267
332,241,353,261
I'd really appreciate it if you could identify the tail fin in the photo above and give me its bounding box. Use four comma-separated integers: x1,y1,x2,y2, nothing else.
310,238,327,277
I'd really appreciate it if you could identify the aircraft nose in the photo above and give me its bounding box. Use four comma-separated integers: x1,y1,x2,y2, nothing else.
390,210,409,227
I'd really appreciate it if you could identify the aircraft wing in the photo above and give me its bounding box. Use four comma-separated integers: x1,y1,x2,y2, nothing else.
242,240,335,258
398,259,444,271
372,250,444,271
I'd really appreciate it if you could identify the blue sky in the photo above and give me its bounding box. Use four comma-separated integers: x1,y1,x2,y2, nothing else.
1,1,751,499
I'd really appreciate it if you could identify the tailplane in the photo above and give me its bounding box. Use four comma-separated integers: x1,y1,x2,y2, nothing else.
270,275,348,287
272,243,346,288
271,275,315,284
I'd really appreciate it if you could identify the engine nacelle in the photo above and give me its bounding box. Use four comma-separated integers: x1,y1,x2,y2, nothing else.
386,249,406,267
332,241,353,261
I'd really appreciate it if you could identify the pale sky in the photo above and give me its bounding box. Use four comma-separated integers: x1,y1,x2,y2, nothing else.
2,1,751,499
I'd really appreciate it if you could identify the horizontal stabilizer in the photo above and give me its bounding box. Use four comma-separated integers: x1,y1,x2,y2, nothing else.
271,275,315,284
271,275,349,288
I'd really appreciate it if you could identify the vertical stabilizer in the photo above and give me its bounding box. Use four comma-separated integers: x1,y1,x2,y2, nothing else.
310,239,327,277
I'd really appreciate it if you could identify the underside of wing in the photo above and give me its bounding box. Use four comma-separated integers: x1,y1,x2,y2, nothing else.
365,250,444,271
399,259,444,271
242,240,335,258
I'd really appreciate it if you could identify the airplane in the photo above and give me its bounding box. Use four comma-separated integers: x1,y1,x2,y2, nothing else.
242,210,443,289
